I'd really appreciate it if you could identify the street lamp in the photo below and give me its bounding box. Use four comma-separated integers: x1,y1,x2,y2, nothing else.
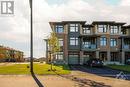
29,0,33,73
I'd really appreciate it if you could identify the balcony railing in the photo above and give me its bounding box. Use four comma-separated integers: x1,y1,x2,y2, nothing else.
123,45,130,49
82,44,96,50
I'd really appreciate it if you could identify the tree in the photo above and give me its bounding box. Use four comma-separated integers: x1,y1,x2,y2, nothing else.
0,48,6,59
48,32,60,70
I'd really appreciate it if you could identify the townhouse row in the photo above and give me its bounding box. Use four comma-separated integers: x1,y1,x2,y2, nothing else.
0,45,24,62
45,21,130,65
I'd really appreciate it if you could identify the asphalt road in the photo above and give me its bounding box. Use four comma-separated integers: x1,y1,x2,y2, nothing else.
70,65,130,80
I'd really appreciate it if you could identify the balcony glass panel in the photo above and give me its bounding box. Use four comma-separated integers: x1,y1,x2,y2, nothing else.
124,45,130,49
82,44,96,49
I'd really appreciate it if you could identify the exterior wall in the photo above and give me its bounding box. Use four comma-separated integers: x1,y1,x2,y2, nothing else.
64,24,68,64
80,24,82,35
68,23,80,50
47,21,130,65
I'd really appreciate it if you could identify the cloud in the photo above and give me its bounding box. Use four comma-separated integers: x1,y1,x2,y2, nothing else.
0,0,130,58
120,0,130,6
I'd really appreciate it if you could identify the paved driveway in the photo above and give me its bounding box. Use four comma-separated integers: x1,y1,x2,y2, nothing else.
70,65,130,80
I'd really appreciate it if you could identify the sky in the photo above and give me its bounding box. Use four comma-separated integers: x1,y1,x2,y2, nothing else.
0,0,130,58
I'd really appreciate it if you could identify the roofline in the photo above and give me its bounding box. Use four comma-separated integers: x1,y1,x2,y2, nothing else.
92,21,126,25
82,24,94,27
122,25,130,29
0,45,23,53
49,21,127,30
92,21,115,24
62,21,86,24
50,21,127,26
49,22,64,25
44,39,49,41
115,22,126,25
49,21,86,30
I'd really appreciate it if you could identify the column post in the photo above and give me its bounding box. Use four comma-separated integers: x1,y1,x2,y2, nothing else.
96,51,99,59
80,51,84,65
121,38,125,64
107,51,111,62
121,51,125,64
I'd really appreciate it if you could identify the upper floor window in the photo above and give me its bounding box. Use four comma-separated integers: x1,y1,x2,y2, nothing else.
110,38,117,47
121,29,127,35
58,39,63,46
55,25,64,33
124,39,130,45
98,25,107,33
70,24,79,32
83,27,90,34
70,37,78,46
83,41,90,48
110,26,118,34
100,37,107,46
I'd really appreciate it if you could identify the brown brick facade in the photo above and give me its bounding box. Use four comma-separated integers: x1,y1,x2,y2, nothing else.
45,21,130,65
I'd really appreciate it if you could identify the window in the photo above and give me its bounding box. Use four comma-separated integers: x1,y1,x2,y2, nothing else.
83,27,90,34
121,29,127,35
98,25,107,33
55,25,64,33
70,37,78,46
100,37,107,46
110,39,117,47
124,39,130,45
58,39,63,46
110,26,118,34
83,42,91,48
56,52,63,60
70,24,79,32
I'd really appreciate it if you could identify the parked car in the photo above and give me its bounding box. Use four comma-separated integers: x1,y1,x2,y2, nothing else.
126,59,130,65
85,58,103,67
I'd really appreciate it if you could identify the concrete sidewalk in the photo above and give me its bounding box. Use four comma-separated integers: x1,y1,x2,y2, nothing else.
0,75,37,87
0,75,76,87
1,73,130,87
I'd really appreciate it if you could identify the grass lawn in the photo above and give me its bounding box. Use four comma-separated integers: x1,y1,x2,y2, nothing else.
106,65,130,73
0,63,70,75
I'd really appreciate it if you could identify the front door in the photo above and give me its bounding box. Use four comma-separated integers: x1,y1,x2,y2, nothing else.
84,54,90,64
125,52,130,64
68,54,79,65
99,52,107,61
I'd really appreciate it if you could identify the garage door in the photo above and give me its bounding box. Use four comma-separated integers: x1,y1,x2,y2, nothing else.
68,54,79,64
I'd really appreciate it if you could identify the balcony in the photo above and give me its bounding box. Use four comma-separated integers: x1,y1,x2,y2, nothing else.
82,44,96,51
123,45,130,49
